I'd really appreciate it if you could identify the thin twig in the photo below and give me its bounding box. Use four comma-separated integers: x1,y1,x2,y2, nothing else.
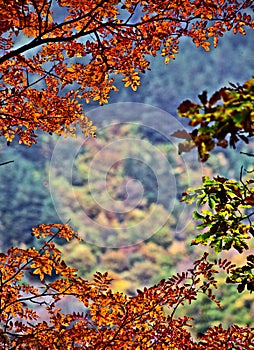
240,151,254,157
0,160,14,166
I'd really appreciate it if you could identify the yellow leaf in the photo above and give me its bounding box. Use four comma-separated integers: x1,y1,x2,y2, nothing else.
165,56,170,64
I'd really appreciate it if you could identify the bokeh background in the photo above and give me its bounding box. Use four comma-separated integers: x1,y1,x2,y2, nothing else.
1,29,254,335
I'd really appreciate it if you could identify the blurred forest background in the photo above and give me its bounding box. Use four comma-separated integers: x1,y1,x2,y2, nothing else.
0,29,254,335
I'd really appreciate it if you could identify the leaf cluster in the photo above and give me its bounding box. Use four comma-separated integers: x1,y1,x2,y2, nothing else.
174,74,254,293
1,227,253,349
0,0,253,145
182,175,254,253
182,173,254,291
174,78,254,162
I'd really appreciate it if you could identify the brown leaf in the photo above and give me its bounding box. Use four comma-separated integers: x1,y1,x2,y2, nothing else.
208,90,221,107
178,100,198,114
171,129,191,140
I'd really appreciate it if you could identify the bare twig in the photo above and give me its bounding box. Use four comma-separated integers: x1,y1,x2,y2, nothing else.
0,160,14,166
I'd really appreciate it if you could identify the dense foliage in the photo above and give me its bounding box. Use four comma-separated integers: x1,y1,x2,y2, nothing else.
176,78,254,293
0,0,254,348
175,78,254,161
0,0,253,144
1,224,253,349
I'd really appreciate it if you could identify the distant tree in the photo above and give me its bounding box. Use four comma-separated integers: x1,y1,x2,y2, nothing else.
0,147,57,248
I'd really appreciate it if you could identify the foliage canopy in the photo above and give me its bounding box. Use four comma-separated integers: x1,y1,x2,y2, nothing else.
1,224,254,349
0,0,253,144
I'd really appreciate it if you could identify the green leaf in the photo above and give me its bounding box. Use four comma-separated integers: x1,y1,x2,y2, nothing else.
208,196,215,209
193,211,205,220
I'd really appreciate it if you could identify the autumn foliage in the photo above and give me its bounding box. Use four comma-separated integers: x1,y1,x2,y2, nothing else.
1,224,253,349
0,0,253,145
1,0,254,349
175,78,254,162
174,76,254,293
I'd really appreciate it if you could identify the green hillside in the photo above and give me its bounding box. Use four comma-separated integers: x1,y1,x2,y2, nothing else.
0,28,253,335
